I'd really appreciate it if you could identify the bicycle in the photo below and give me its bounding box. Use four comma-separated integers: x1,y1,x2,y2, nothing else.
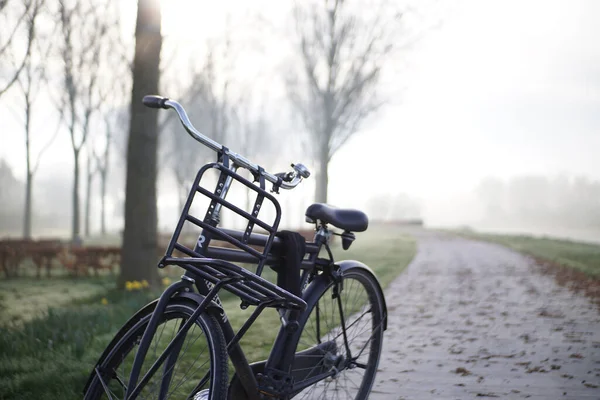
83,95,388,400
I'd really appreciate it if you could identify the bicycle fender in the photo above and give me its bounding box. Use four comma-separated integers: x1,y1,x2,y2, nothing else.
83,299,158,394
337,260,388,331
299,260,388,331
175,291,225,318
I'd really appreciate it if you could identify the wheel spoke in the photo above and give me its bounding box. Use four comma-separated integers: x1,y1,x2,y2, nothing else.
294,270,384,399
88,303,226,400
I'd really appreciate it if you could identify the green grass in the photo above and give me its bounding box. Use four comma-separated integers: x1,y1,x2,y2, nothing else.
339,226,415,289
455,230,600,277
0,227,415,400
0,290,157,399
0,277,115,325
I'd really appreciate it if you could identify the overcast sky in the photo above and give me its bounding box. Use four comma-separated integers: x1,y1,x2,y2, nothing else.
329,0,600,201
1,0,598,231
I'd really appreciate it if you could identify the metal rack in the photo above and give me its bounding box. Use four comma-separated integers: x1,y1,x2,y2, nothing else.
159,162,306,311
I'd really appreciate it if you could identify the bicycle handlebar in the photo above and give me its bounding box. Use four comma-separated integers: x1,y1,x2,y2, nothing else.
143,95,310,190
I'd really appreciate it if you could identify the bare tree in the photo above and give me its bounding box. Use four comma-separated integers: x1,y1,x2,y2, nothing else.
11,0,55,238
0,159,24,233
84,146,98,237
56,0,114,241
96,116,112,235
96,107,128,235
198,40,234,149
0,0,40,97
287,0,403,203
233,100,275,211
166,43,236,210
89,1,130,237
120,0,162,287
167,105,210,212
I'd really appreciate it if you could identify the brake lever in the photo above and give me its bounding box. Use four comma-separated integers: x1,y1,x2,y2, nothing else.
275,172,295,182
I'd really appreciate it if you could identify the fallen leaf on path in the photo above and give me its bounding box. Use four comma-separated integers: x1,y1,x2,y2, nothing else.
452,367,472,376
526,366,548,373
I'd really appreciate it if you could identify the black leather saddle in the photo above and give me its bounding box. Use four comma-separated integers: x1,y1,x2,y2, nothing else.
305,203,368,232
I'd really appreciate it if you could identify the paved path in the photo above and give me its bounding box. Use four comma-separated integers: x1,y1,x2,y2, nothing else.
372,230,600,399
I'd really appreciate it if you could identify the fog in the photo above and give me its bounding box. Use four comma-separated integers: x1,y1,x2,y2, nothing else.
1,0,599,243
327,0,600,242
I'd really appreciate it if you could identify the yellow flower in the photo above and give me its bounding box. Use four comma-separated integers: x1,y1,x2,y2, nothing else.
125,281,134,291
131,281,143,290
101,297,108,305
162,277,171,286
141,280,149,288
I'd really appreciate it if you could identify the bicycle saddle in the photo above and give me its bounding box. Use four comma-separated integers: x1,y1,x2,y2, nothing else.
305,203,368,232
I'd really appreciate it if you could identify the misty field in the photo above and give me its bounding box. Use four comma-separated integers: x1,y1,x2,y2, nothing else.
0,228,415,400
457,231,600,277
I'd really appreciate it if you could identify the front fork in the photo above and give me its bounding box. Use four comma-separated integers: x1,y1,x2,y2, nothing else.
125,277,230,400
190,228,262,400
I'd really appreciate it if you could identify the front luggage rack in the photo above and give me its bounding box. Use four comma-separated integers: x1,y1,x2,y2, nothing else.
163,257,306,310
159,162,306,310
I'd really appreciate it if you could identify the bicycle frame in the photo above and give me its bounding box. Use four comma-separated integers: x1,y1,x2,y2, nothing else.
124,156,339,399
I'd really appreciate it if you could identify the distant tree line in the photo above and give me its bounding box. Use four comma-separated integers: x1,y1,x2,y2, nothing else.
1,0,417,286
476,175,600,229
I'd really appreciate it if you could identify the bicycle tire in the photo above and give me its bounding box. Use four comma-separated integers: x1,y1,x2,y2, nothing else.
292,266,385,399
84,299,228,400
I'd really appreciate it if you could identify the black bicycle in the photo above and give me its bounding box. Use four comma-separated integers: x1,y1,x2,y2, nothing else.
83,95,388,400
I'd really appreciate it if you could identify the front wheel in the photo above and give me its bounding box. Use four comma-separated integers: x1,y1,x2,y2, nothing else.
84,299,228,400
292,266,386,399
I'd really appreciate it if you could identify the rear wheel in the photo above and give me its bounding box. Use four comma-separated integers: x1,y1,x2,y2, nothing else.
85,300,228,400
292,267,385,399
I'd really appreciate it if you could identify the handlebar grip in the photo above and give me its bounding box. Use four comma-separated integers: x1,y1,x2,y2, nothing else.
292,163,310,179
142,95,169,109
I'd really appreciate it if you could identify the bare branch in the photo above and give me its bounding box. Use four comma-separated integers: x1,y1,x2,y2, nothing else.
31,113,63,174
0,0,41,97
0,1,32,55
287,0,413,202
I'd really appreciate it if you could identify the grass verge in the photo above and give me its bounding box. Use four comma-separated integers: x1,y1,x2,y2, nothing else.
455,230,600,278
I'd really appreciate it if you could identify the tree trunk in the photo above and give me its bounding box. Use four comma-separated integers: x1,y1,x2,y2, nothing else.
315,142,329,204
100,169,107,235
72,148,81,242
120,0,162,288
23,101,32,239
100,123,110,236
23,172,32,239
85,155,92,237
